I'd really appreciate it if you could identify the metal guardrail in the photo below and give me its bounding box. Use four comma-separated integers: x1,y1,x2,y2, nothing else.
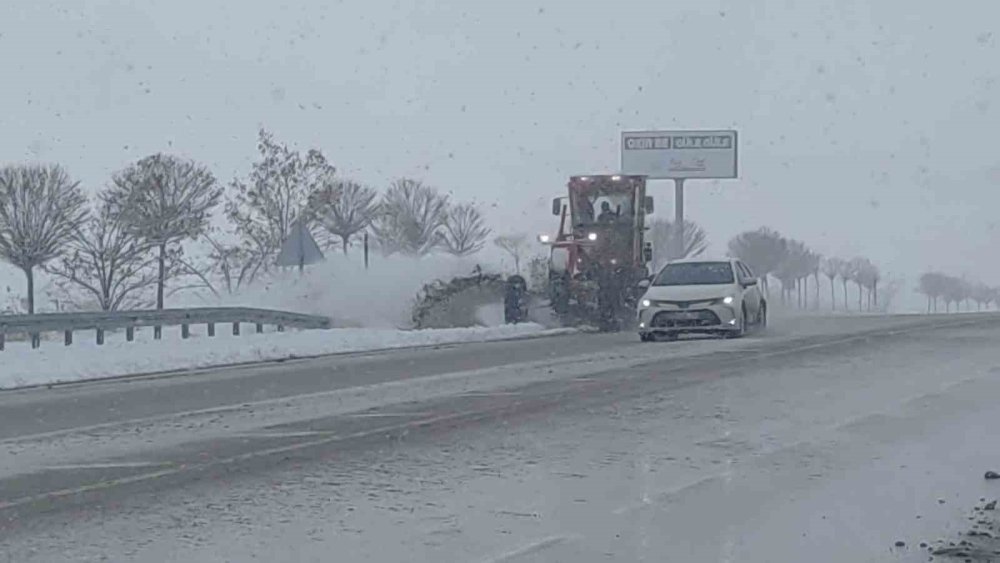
0,307,331,350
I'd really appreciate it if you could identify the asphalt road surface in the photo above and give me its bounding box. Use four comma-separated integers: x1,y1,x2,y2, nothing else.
2,312,1000,562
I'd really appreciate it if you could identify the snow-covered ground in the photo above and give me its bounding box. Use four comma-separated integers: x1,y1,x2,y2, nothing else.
0,323,572,390
3,317,999,562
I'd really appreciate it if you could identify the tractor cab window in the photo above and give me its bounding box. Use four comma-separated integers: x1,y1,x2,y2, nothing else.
572,190,633,227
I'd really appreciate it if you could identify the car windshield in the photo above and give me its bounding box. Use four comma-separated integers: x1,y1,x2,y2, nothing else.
654,262,734,286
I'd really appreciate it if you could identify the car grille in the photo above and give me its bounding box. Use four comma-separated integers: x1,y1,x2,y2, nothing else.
651,310,721,328
650,299,718,309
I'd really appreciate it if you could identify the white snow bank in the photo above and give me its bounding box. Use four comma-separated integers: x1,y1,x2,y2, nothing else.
0,323,573,390
176,253,489,329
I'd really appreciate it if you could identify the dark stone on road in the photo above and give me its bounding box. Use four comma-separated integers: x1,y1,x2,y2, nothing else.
985,500,996,510
895,540,906,547
985,471,1000,480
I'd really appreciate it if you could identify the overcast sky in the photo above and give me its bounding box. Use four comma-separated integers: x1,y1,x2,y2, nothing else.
1,0,998,306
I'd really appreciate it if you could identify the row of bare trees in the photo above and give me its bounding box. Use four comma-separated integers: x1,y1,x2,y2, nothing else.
0,156,223,314
727,227,882,312
917,272,998,313
0,129,496,313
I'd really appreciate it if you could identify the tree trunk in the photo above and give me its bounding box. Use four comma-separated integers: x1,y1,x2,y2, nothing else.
927,296,931,314
829,277,836,311
342,237,349,255
814,273,820,310
842,281,849,312
157,242,166,310
24,266,35,315
873,281,878,310
857,283,862,311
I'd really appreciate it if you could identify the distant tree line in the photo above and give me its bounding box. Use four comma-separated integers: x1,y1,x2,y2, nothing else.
727,227,883,312
0,129,494,313
917,272,997,313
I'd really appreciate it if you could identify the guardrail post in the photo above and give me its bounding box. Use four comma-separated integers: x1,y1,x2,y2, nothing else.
96,329,104,346
277,325,285,332
64,330,73,346
182,324,190,339
255,323,263,334
207,323,215,337
126,326,135,342
154,326,162,340
232,322,240,336
31,333,40,349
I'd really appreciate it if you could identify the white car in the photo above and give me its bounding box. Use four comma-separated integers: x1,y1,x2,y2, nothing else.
637,258,767,341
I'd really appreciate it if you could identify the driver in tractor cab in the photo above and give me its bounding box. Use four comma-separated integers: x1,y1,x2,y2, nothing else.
597,201,618,223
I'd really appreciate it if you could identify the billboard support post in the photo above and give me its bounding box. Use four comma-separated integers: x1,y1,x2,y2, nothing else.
674,179,685,260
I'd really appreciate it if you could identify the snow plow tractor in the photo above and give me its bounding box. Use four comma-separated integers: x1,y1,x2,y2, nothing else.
540,175,655,331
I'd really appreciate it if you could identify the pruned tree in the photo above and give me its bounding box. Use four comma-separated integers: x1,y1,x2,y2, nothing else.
847,257,874,311
371,178,449,256
649,219,708,268
309,179,379,254
441,202,491,257
494,233,530,274
46,199,159,311
727,227,787,296
774,239,811,307
837,259,856,311
821,257,844,311
203,231,261,294
0,164,88,313
105,154,222,310
227,129,335,269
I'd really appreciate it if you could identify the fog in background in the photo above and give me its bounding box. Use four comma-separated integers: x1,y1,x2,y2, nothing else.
1,0,997,312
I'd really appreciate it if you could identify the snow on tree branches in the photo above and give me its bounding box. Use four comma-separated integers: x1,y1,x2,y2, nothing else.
0,164,88,313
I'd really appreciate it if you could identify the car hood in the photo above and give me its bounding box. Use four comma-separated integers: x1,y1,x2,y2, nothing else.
643,284,735,301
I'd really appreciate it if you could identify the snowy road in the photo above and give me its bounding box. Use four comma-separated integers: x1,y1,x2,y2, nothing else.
2,313,1000,562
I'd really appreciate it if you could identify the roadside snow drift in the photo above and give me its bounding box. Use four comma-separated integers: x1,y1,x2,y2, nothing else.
0,323,572,390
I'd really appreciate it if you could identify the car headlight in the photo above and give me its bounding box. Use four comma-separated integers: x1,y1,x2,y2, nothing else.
641,299,651,308
538,234,551,243
722,296,735,305
587,232,598,241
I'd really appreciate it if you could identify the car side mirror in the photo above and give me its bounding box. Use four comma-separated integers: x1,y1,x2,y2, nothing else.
552,198,562,216
637,278,651,289
743,278,759,287
644,196,654,214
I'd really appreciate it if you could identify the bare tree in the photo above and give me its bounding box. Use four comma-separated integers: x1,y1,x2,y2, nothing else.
372,179,449,256
837,259,855,311
821,257,844,311
774,239,811,307
441,203,491,257
46,199,159,311
309,179,379,254
204,231,261,294
0,164,88,313
105,154,222,310
649,219,708,268
727,227,787,297
494,234,530,274
227,129,335,269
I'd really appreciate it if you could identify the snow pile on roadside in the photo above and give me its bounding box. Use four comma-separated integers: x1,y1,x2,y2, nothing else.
0,323,574,390
179,254,491,329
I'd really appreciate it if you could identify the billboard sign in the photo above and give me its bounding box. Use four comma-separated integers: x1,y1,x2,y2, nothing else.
621,130,738,179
